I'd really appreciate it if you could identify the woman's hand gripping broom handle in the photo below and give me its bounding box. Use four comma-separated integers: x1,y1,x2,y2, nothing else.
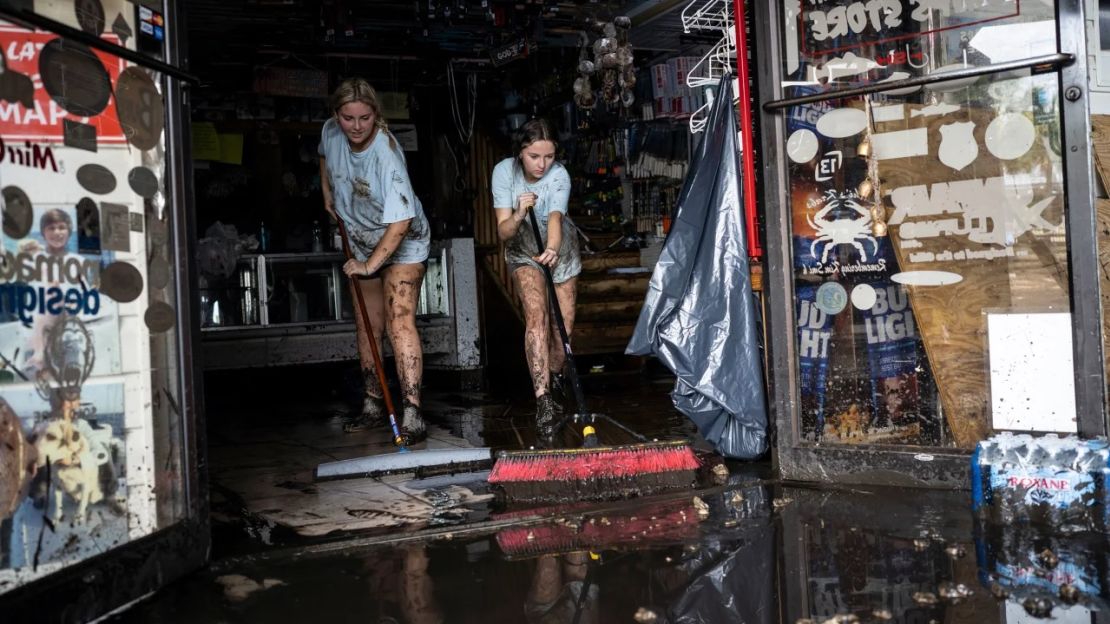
336,220,406,448
525,207,589,418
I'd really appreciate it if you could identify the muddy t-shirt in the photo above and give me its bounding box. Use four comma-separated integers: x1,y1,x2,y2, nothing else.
491,158,581,283
319,119,430,264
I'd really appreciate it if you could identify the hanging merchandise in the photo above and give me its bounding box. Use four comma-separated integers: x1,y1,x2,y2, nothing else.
573,16,635,111
626,76,767,459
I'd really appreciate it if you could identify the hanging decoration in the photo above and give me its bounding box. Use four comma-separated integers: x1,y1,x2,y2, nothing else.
573,15,635,111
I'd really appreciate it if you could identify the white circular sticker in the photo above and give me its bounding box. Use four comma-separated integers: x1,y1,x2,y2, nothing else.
985,113,1036,160
815,107,868,138
890,271,964,286
786,129,819,163
815,282,848,315
850,284,878,311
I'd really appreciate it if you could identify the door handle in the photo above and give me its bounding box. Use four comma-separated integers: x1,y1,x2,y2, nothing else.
763,53,1074,111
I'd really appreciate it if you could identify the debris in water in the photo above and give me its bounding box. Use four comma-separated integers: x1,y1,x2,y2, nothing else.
1058,584,1080,604
912,538,930,551
989,583,1010,600
1022,597,1053,618
937,582,973,601
772,497,793,509
712,464,729,483
821,615,859,624
912,592,939,606
729,491,744,506
1037,548,1059,569
633,607,659,623
692,496,709,519
944,544,967,559
215,574,286,602
871,609,893,620
526,531,535,542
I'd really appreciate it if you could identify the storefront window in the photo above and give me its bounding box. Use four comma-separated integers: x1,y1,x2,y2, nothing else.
1,13,186,591
780,0,1072,448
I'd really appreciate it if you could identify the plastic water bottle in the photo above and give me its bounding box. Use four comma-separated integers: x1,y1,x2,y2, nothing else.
312,220,323,253
332,223,342,251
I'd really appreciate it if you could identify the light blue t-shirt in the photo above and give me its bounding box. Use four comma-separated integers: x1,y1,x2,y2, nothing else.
319,118,430,264
491,158,581,282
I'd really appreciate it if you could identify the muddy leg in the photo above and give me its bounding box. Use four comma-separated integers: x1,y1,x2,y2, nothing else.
400,545,443,624
548,276,578,377
349,275,386,399
513,267,551,398
384,263,426,441
383,263,426,409
527,554,563,607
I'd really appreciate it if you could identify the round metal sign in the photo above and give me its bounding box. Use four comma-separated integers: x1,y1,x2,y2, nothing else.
77,163,117,195
144,301,176,333
39,38,111,117
148,255,170,290
0,399,32,519
75,0,106,35
100,261,144,303
116,67,165,151
2,185,33,239
128,166,160,198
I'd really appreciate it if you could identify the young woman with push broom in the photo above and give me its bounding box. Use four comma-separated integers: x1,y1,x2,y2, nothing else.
491,118,583,441
486,119,700,504
319,77,431,443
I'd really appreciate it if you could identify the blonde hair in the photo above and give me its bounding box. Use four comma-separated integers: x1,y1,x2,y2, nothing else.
331,77,396,150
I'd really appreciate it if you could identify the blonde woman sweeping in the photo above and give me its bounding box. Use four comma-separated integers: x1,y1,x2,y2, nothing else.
319,78,431,441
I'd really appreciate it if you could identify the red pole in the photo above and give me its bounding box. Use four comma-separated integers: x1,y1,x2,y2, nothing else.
733,0,762,258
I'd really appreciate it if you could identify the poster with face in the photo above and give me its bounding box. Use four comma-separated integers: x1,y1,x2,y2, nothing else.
0,204,121,382
0,17,178,595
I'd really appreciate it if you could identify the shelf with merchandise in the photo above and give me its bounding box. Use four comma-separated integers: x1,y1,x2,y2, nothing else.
199,239,482,371
199,246,450,332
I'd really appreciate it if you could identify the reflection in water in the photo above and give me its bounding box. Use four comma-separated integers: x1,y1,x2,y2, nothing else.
109,481,1110,623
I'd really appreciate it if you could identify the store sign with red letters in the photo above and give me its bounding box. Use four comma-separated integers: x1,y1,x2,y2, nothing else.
0,27,127,142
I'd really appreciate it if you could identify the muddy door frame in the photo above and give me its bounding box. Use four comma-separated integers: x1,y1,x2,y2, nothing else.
752,0,1107,488
1,1,208,620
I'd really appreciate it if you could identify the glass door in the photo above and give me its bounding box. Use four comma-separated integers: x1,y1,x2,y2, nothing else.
0,1,206,619
755,0,1105,485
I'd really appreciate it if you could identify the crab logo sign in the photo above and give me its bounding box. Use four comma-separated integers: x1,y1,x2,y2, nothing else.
808,190,879,264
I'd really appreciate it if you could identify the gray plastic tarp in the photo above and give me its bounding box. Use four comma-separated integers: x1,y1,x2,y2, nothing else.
626,75,768,460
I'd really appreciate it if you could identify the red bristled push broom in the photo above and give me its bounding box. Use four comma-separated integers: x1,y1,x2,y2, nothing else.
493,498,704,559
486,207,700,504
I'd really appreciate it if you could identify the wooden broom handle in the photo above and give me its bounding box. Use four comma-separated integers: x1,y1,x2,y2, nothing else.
336,220,399,422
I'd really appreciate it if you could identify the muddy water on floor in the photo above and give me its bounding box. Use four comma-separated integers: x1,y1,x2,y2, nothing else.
109,475,1108,623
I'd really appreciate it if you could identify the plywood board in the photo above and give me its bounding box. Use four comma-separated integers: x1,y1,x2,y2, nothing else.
1090,116,1110,192
1096,199,1110,379
875,104,1069,448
